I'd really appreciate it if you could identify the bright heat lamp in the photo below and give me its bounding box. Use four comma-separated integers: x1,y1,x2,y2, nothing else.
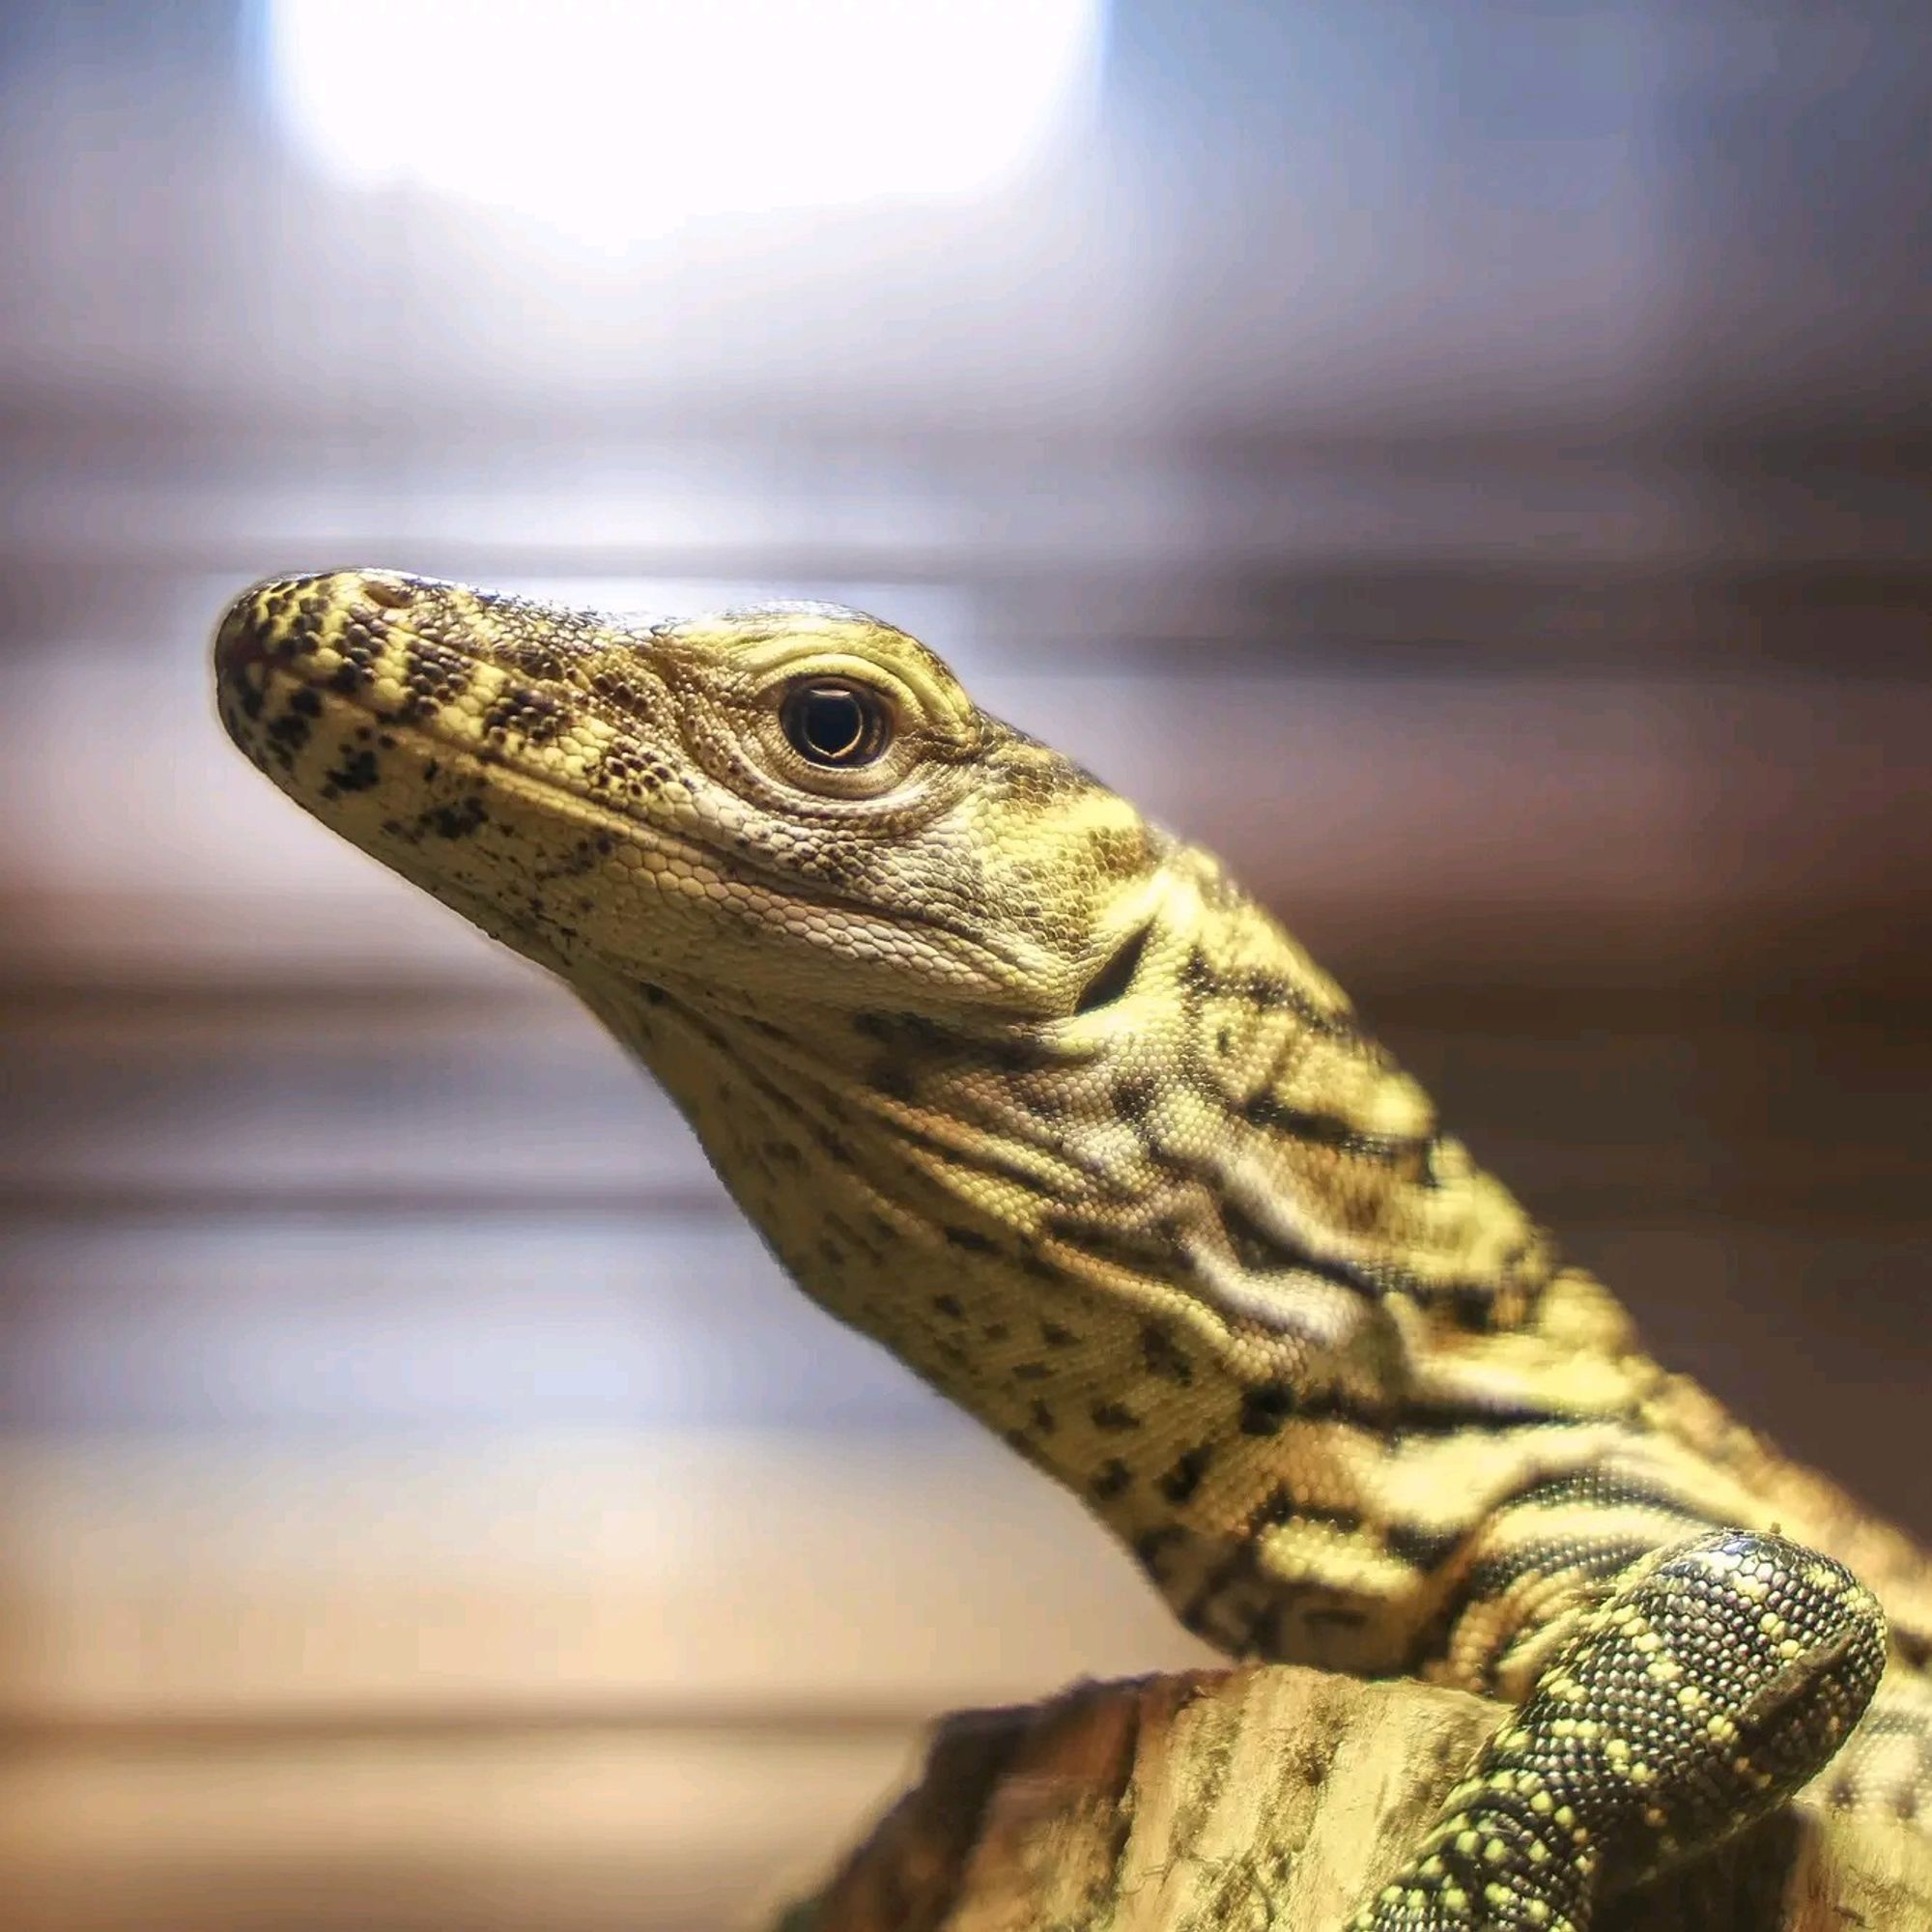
267,0,1104,239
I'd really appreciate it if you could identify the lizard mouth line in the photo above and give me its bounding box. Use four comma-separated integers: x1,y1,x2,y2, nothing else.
226,642,1040,996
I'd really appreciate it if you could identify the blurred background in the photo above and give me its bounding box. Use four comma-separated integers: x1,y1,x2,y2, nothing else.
2,1,1929,1926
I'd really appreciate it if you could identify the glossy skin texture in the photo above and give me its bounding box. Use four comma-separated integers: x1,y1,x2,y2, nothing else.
214,572,1929,1928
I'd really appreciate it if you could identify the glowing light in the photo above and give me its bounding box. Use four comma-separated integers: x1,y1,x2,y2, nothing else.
268,0,1104,239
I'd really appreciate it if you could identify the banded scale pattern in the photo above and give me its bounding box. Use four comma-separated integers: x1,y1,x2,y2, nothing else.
214,571,1930,1929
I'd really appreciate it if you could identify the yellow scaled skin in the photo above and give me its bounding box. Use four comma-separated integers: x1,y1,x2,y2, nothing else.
215,572,1931,1931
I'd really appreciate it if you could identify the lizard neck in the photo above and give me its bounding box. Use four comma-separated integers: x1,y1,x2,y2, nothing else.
578,847,1643,1636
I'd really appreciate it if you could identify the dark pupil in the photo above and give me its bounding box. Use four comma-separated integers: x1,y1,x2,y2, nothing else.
786,683,880,765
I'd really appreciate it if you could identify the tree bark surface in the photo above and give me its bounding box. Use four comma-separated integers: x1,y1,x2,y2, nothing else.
773,1664,1932,1932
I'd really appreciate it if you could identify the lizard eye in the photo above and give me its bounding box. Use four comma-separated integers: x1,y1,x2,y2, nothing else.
781,681,893,767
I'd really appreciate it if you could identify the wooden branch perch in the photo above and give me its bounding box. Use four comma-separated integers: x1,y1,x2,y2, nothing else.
772,1664,1932,1932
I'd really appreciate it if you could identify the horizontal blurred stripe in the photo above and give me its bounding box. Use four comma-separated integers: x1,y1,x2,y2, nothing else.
0,1431,1210,1727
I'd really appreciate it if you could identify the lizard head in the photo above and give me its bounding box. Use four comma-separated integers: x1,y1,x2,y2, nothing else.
213,569,1170,1022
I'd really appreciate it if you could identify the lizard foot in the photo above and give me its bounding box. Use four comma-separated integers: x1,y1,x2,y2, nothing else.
1346,1528,1886,1930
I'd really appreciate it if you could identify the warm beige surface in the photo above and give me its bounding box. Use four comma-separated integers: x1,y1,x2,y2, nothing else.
0,1432,1210,1932
2,1728,916,1932
0,1432,1211,1726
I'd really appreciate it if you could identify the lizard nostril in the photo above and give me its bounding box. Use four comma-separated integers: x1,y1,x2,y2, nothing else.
359,573,415,611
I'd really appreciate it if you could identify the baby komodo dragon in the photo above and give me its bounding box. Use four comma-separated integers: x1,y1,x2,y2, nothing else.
214,572,1930,1930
